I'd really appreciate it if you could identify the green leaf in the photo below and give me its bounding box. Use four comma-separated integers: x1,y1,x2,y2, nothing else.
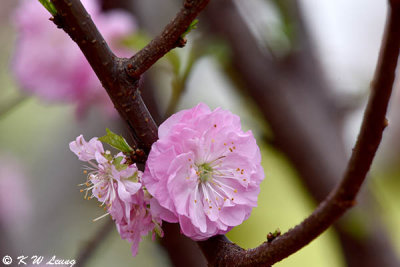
112,156,124,166
181,19,199,38
38,0,57,16
98,128,133,153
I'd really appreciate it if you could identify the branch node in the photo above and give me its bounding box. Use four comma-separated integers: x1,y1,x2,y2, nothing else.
383,117,389,128
184,0,196,8
176,37,187,48
267,228,281,243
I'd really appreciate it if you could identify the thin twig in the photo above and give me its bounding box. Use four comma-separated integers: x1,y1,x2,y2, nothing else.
75,219,115,267
126,0,210,78
199,2,400,266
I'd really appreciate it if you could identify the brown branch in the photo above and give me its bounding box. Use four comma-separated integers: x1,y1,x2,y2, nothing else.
198,2,400,266
50,0,211,266
51,0,142,151
51,0,209,154
126,0,210,78
49,0,399,266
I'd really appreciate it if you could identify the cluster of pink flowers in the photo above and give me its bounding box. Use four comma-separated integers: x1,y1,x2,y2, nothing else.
12,0,136,117
69,135,161,256
70,103,264,255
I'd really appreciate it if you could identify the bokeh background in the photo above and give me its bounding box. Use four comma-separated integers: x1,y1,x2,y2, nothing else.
1,0,399,266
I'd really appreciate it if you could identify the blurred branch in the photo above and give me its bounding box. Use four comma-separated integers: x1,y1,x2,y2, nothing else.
204,0,400,266
0,221,18,263
0,95,28,118
197,1,400,265
165,49,197,118
75,219,114,267
160,223,207,266
206,0,342,205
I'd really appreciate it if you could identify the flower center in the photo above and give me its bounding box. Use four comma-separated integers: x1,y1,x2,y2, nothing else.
197,163,214,183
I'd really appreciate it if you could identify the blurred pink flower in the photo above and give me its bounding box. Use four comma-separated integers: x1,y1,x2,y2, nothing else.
0,155,32,232
12,0,136,117
70,135,160,256
143,103,265,240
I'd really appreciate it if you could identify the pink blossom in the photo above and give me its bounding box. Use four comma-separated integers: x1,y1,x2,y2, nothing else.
69,136,141,214
69,135,104,161
12,0,136,116
110,190,159,256
143,103,265,240
70,135,160,256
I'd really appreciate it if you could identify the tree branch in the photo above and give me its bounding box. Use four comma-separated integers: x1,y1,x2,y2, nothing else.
204,1,400,266
126,0,210,78
75,219,114,267
198,2,400,265
51,0,209,154
49,0,211,265
50,0,399,265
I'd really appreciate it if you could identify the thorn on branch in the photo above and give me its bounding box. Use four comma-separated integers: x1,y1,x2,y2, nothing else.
383,118,389,128
176,37,187,48
267,228,281,242
184,0,196,8
49,15,63,29
126,63,140,79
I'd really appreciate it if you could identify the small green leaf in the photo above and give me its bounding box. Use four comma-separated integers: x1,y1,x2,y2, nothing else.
113,156,124,166
112,156,128,171
181,19,199,38
103,152,113,162
38,0,57,16
98,128,133,153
